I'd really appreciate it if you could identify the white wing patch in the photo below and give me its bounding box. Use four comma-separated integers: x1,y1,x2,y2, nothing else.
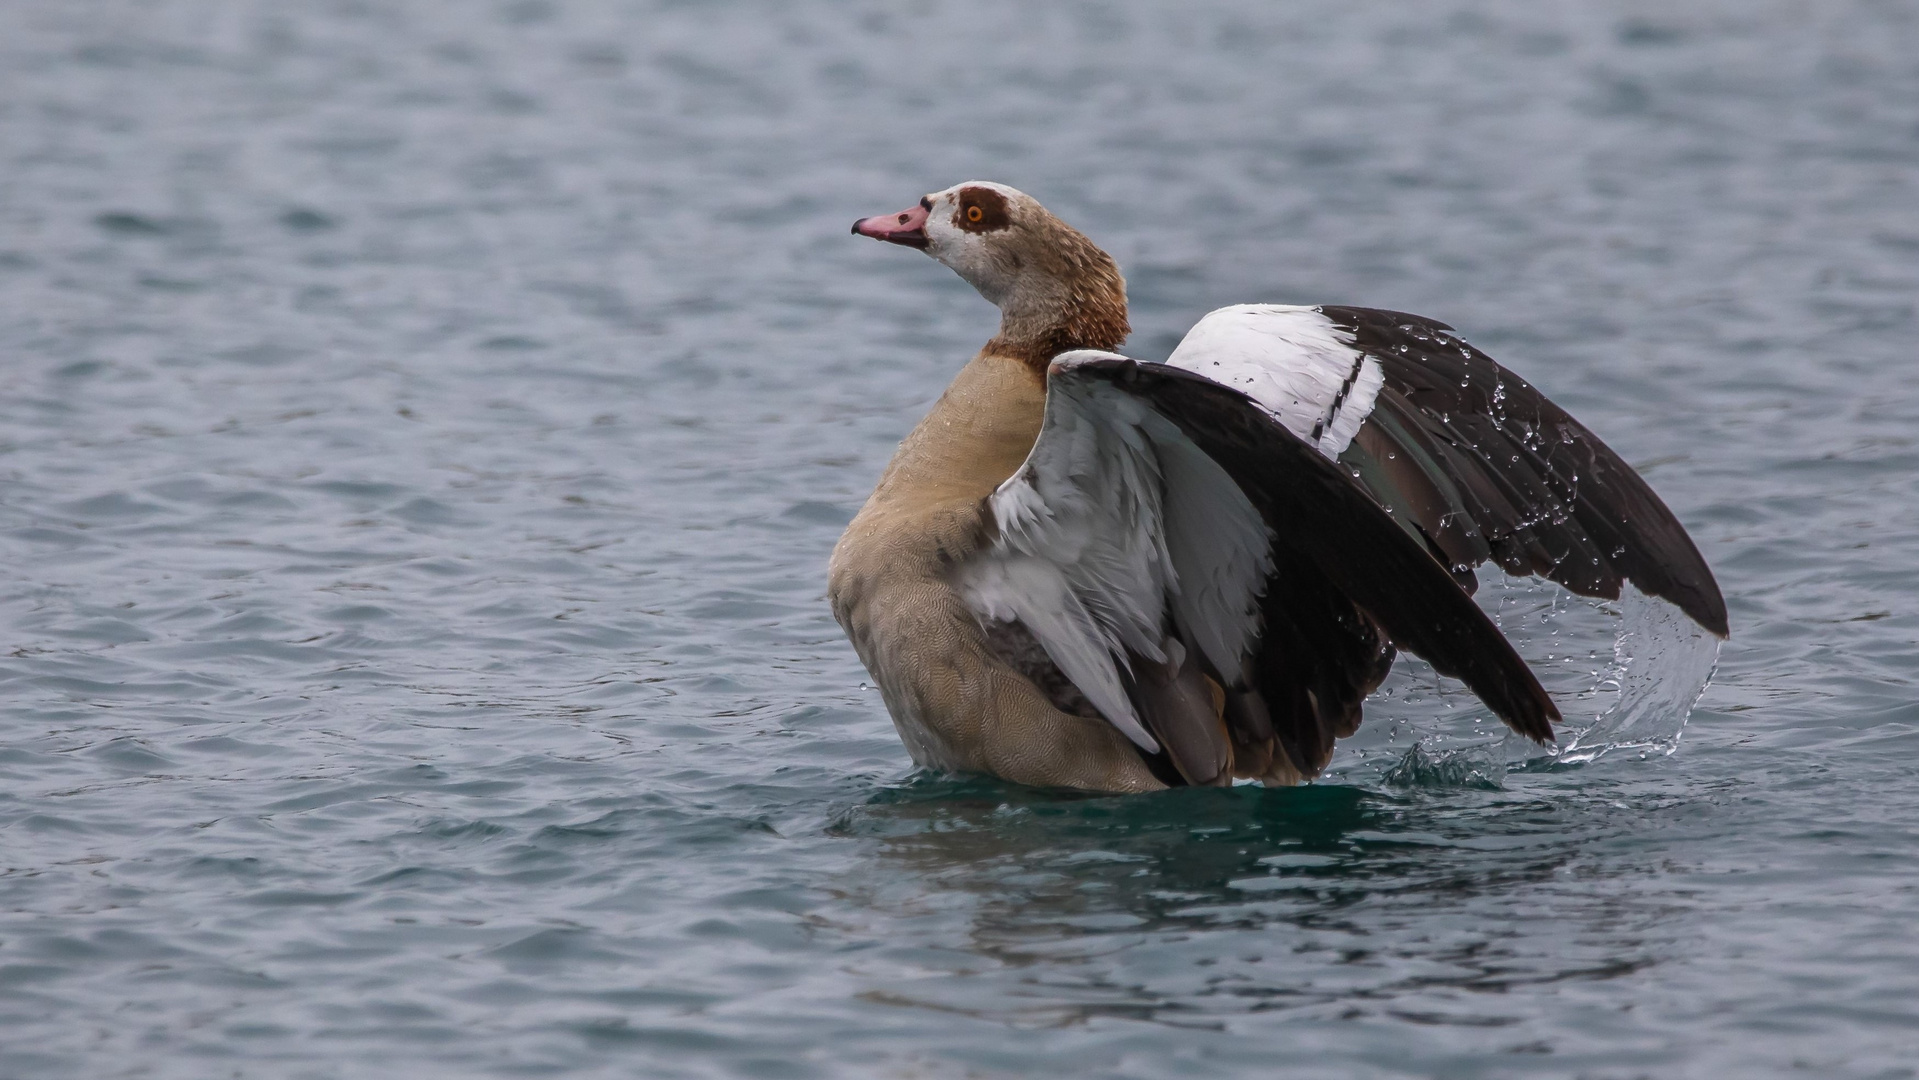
1165,304,1382,459
955,351,1274,752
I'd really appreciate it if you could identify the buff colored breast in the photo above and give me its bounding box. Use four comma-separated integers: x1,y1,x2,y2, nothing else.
826,350,1164,792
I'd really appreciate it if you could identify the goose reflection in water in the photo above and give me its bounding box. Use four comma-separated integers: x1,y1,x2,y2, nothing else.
826,778,1671,1030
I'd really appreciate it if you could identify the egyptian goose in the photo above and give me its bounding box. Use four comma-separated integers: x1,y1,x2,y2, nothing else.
830,181,1726,793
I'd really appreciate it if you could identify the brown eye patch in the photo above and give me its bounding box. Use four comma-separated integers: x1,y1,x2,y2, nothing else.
953,187,1011,233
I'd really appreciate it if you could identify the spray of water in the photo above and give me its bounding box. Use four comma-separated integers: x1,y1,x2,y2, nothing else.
1527,585,1722,765
1326,575,1721,788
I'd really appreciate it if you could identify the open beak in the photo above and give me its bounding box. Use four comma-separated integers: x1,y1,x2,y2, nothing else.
851,202,930,249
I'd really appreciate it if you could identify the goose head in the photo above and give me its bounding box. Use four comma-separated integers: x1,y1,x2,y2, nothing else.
852,181,1130,365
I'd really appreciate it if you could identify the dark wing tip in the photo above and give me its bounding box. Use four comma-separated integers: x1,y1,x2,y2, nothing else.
1669,555,1730,638
1686,585,1731,640
1508,680,1561,744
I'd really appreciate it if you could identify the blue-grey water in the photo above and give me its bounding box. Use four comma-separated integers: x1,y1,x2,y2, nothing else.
2,1,1917,1077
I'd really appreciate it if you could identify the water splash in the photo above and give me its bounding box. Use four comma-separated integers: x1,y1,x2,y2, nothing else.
1526,585,1722,766
1329,578,1720,783
1382,742,1504,790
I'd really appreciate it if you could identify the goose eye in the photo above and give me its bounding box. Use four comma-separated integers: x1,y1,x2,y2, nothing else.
952,187,1009,232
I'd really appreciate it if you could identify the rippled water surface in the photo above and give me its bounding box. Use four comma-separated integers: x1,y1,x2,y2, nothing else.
3,1,1918,1076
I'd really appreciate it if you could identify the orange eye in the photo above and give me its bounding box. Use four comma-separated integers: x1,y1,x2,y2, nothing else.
966,205,983,223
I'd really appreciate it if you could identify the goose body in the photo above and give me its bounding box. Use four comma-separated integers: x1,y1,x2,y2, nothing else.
831,182,1726,793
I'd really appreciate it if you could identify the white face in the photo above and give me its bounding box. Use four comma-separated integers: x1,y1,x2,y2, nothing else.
920,180,1031,307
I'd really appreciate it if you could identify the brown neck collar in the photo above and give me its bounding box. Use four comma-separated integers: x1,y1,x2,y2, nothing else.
982,233,1130,373
987,302,1130,371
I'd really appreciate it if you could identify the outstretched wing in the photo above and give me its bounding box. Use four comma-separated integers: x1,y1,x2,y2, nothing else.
1168,304,1729,637
955,350,1561,786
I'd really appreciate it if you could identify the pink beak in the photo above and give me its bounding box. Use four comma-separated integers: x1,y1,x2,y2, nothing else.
851,202,930,249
